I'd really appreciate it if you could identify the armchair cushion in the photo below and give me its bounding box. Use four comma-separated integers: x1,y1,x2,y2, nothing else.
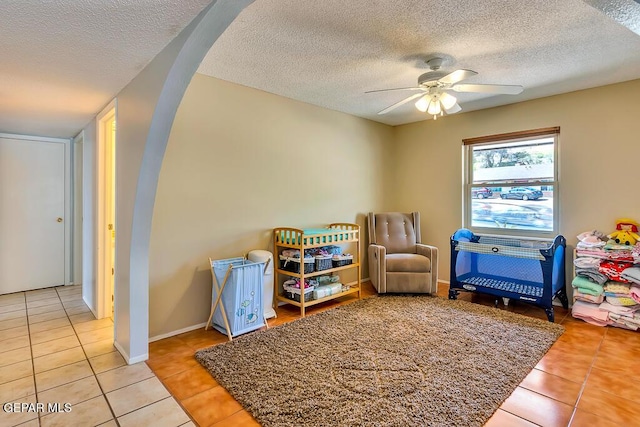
369,212,419,254
386,253,431,273
367,211,438,295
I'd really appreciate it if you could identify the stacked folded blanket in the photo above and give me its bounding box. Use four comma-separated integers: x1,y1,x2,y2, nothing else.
608,313,640,330
573,289,604,304
603,281,631,297
599,301,640,315
575,267,608,285
621,267,640,285
572,231,640,330
571,276,604,296
574,256,605,267
572,300,612,326
606,295,638,307
599,260,633,283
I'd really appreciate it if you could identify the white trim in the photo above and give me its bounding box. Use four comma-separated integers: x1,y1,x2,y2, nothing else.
0,132,69,144
84,295,98,318
148,322,208,343
64,139,72,285
96,99,117,320
72,132,84,286
438,279,449,285
114,340,148,365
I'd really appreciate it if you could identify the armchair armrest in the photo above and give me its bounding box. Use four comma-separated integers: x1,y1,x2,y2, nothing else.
416,243,437,260
368,244,387,293
416,243,439,294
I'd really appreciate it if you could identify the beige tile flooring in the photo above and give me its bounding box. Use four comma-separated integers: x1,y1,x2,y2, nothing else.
0,285,194,427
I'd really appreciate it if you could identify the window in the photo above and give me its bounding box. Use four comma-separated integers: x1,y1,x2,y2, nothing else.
463,127,559,236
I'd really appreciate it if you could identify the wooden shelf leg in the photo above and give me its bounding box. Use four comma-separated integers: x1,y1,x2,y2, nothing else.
209,265,234,341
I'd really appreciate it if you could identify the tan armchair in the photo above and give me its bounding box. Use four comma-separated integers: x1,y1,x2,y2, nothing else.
367,212,438,294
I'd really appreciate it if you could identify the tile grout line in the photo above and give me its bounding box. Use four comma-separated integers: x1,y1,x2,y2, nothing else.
25,289,52,426
59,286,122,427
60,293,184,425
493,407,543,426
569,327,640,425
564,329,606,427
149,341,217,426
27,287,122,425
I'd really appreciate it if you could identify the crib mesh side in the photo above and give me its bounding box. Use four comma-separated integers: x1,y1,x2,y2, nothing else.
456,237,548,261
454,242,546,297
476,236,550,250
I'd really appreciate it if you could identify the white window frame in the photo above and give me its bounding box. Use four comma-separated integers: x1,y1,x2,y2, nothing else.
462,127,560,239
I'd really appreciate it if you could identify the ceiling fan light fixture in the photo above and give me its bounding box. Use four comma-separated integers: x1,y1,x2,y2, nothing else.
369,57,523,119
444,102,462,114
440,92,457,110
427,97,442,115
415,95,430,112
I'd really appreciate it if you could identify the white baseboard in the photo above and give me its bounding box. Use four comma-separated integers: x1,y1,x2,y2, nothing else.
148,322,207,343
438,279,450,285
113,341,148,365
83,296,98,318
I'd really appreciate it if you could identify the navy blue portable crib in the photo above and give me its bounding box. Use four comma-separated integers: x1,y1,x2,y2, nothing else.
449,228,568,322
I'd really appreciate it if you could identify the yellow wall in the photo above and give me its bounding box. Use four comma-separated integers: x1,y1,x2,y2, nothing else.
151,73,640,338
393,79,640,279
149,73,394,337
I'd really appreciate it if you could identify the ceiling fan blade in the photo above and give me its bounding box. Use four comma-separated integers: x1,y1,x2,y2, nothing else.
377,92,424,115
365,87,424,94
438,69,478,85
445,103,462,114
452,83,523,95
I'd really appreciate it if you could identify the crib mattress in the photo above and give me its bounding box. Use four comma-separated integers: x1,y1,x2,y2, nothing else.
456,274,543,298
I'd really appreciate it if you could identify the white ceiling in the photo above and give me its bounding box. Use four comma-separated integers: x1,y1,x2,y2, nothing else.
199,0,640,126
0,0,211,138
1,1,640,137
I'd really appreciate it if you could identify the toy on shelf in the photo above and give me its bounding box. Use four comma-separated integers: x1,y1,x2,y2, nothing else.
608,218,640,246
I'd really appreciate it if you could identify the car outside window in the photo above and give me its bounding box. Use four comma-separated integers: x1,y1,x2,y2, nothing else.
463,128,559,236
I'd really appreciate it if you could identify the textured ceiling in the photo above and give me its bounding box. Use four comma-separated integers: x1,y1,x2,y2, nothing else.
0,0,210,138
199,0,640,126
2,1,640,137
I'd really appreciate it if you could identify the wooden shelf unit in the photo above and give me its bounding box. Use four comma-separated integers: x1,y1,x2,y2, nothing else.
273,223,361,317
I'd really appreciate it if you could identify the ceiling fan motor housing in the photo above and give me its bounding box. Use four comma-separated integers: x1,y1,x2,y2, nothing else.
418,71,448,87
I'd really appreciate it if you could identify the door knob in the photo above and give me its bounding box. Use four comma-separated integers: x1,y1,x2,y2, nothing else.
57,217,63,223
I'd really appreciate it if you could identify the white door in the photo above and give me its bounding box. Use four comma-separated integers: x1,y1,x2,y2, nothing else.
0,137,66,294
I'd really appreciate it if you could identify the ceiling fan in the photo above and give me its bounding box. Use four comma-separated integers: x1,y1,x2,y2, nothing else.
367,57,523,119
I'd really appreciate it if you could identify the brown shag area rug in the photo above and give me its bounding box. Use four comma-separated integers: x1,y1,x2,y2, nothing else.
196,296,564,427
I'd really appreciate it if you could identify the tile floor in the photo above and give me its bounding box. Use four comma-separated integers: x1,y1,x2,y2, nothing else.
0,284,193,427
3,282,640,426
